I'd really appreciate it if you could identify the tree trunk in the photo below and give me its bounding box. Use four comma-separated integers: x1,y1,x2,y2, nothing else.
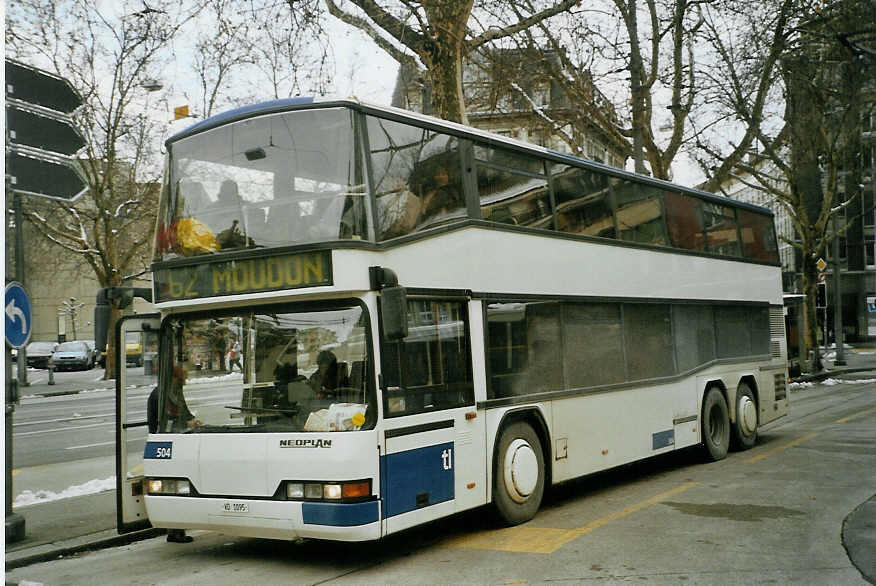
420,0,473,124
801,253,822,370
423,43,467,124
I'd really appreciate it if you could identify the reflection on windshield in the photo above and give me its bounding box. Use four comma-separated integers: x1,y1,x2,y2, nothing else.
157,305,372,434
155,107,367,261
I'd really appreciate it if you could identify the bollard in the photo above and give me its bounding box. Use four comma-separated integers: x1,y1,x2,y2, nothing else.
48,365,55,385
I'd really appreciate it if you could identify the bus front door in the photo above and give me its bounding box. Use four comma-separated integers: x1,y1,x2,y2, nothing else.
115,314,160,533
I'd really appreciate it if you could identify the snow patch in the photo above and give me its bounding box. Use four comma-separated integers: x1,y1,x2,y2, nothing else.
14,476,115,508
789,381,814,391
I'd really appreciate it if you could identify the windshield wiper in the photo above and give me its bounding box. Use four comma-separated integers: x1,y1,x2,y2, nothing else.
182,424,266,434
224,404,299,415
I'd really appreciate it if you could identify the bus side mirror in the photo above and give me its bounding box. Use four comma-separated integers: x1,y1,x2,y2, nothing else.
381,286,408,341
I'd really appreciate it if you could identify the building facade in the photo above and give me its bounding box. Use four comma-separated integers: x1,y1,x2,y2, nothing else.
391,49,630,170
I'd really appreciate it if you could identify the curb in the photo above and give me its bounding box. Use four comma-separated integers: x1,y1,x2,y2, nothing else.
5,527,163,571
792,366,876,384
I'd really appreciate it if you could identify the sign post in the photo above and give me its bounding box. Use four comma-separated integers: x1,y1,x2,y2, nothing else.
5,59,86,389
5,282,32,542
4,60,85,543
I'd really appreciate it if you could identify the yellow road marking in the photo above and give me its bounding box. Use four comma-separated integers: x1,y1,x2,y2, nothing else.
834,405,876,424
746,432,819,464
446,481,698,554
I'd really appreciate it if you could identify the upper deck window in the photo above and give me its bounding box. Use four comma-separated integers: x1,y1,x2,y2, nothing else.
367,116,465,240
156,107,367,261
476,145,551,228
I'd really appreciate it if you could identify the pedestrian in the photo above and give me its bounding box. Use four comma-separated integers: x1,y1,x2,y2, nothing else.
229,339,242,372
146,385,194,543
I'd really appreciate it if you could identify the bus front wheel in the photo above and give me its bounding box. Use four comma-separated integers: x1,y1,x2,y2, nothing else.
493,421,544,525
730,383,758,451
702,387,730,461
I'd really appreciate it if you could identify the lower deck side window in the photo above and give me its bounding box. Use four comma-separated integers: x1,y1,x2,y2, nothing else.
487,299,771,400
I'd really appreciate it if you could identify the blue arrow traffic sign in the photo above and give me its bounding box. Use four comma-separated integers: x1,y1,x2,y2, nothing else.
5,282,33,349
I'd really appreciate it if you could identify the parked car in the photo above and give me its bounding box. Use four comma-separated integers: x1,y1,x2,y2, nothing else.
125,332,143,367
25,341,58,369
82,340,98,367
49,341,93,371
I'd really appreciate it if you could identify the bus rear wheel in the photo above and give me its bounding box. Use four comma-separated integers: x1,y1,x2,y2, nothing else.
702,387,730,461
730,382,758,451
493,421,545,525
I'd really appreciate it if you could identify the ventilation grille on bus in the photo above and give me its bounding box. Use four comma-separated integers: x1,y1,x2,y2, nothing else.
770,340,782,359
774,373,787,401
769,307,785,339
769,306,785,359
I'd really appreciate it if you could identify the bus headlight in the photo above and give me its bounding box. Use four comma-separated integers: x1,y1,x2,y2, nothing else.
283,480,372,502
147,478,192,496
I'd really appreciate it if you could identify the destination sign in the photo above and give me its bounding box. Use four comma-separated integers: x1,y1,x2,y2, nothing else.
154,251,332,302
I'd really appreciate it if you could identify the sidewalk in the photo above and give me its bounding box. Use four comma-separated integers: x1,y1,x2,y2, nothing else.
5,491,161,570
794,342,876,382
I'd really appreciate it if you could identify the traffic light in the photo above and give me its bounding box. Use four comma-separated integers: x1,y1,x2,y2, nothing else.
816,282,827,308
5,59,87,201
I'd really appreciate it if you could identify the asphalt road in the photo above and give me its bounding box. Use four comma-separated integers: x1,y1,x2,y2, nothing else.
6,375,875,585
10,365,156,495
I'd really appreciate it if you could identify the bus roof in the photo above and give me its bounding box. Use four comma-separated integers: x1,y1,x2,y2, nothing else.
166,97,772,217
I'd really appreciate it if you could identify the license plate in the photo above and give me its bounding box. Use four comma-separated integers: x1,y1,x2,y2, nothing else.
223,502,249,513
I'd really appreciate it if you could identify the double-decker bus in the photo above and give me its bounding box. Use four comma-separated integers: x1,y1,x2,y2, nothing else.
115,97,788,541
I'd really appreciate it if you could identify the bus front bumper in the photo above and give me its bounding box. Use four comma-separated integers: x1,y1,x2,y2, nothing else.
145,495,381,542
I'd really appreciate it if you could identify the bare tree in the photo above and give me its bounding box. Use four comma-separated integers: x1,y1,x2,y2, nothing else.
188,0,331,118
701,0,875,367
6,0,201,377
320,0,582,124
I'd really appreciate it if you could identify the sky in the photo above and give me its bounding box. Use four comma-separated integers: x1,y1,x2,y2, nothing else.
150,7,706,187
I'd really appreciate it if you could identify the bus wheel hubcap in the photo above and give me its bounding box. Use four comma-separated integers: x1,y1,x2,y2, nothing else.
739,395,757,435
504,439,538,503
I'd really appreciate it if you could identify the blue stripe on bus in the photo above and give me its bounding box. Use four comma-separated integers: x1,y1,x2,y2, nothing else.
652,429,675,450
301,501,379,526
381,442,454,518
144,441,173,459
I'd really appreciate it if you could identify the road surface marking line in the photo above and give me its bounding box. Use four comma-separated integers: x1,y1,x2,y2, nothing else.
66,436,146,450
445,481,698,554
834,405,876,424
746,432,819,464
14,422,112,436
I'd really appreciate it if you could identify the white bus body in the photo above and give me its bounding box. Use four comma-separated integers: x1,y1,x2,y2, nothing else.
117,98,787,542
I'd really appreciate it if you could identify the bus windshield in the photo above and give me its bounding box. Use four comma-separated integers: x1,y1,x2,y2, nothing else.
155,107,367,261
157,303,373,434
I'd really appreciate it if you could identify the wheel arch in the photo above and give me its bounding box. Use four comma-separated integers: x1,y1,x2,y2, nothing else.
700,379,727,435
736,375,760,422
492,407,552,492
